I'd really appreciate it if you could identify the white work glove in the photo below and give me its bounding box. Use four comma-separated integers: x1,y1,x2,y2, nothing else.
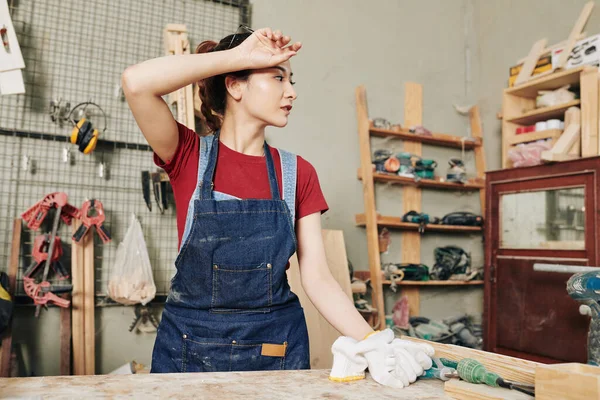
353,329,410,388
385,338,435,382
329,336,368,382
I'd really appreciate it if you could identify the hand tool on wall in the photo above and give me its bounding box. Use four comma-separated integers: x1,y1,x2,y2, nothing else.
23,235,69,280
72,199,111,243
140,170,170,213
23,278,71,311
128,304,160,333
534,263,600,365
21,192,80,230
141,171,152,211
33,194,67,317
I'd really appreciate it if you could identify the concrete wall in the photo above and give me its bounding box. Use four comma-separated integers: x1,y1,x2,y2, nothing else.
253,0,484,323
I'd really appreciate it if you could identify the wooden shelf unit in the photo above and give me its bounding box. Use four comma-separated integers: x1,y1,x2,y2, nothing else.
355,83,486,329
358,169,484,190
502,66,599,168
355,214,483,233
353,271,484,286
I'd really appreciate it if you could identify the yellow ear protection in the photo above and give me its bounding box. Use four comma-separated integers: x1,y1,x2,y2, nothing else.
67,102,107,154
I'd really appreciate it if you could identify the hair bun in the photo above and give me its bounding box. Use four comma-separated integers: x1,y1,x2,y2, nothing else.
195,40,218,54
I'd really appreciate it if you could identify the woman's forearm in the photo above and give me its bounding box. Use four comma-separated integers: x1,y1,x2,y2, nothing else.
302,270,374,341
122,49,245,97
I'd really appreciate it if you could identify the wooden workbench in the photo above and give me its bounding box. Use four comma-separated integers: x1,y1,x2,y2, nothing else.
0,369,450,399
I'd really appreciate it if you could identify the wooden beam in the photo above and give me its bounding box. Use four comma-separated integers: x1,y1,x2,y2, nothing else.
580,68,599,157
514,38,548,86
403,337,540,385
83,231,95,375
555,1,595,69
565,107,581,155
469,106,486,215
355,86,385,330
401,82,423,317
71,220,85,375
0,219,21,377
60,294,72,376
535,363,600,400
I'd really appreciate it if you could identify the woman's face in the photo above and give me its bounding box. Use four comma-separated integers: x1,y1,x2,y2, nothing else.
241,60,297,128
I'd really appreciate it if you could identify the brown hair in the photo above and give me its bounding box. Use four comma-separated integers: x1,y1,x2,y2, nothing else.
195,32,253,132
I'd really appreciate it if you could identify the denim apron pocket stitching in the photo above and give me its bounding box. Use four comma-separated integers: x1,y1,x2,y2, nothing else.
211,262,272,312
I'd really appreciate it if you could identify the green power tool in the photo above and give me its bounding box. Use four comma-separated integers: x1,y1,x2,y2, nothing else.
440,358,535,396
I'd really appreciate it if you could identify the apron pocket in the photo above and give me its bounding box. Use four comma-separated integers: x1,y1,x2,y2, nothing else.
211,262,272,311
182,334,233,373
231,340,287,371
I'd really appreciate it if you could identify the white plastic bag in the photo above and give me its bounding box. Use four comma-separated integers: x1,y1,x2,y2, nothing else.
108,214,156,305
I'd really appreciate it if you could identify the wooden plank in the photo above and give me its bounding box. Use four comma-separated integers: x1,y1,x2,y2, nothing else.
547,123,581,155
385,280,484,286
369,124,481,149
0,369,450,399
0,219,21,378
355,213,482,233
401,82,423,265
83,231,95,375
445,379,533,400
469,106,486,216
580,67,599,157
540,152,580,162
514,38,548,85
535,362,600,400
555,1,595,69
71,220,85,375
516,33,587,64
355,85,385,330
506,99,581,125
286,230,353,369
403,337,541,385
565,107,581,155
509,129,562,145
401,82,423,318
506,66,586,97
358,169,484,190
60,294,72,376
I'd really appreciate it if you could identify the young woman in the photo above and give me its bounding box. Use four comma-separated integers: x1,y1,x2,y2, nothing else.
122,26,428,385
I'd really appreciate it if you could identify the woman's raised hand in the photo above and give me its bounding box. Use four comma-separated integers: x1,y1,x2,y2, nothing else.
235,28,302,69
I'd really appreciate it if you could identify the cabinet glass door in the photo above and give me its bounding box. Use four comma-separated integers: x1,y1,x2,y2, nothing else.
500,187,585,250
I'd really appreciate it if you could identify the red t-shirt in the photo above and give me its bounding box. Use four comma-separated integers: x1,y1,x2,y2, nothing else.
154,122,329,247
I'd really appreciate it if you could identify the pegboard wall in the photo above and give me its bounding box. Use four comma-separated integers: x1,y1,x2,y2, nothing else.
0,0,251,299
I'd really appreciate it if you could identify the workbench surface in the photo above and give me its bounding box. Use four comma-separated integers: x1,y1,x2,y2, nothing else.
0,369,450,399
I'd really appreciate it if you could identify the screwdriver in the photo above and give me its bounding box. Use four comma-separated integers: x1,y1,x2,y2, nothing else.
440,358,535,396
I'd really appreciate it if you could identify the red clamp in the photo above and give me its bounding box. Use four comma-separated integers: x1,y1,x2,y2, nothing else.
23,235,69,280
21,192,80,230
23,277,71,308
72,199,111,244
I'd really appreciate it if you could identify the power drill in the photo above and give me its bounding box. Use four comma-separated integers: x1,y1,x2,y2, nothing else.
567,270,600,366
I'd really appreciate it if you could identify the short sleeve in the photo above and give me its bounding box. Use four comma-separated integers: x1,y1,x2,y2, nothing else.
296,156,329,220
153,122,199,181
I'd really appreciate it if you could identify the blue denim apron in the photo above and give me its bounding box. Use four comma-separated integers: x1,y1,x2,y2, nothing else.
151,131,310,373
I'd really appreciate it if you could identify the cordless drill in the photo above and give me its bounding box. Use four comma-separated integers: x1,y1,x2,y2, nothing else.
567,270,600,366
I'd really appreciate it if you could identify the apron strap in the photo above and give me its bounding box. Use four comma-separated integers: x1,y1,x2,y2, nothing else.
200,132,281,201
277,148,297,226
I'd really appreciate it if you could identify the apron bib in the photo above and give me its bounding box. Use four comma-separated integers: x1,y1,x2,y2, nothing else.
151,132,310,373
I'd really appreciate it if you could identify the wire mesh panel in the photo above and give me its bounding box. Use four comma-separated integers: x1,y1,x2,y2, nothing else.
0,0,251,298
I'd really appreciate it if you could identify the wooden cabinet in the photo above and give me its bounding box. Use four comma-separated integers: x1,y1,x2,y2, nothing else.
484,157,600,363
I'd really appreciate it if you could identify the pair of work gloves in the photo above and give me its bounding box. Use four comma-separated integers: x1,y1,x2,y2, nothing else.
329,329,434,388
